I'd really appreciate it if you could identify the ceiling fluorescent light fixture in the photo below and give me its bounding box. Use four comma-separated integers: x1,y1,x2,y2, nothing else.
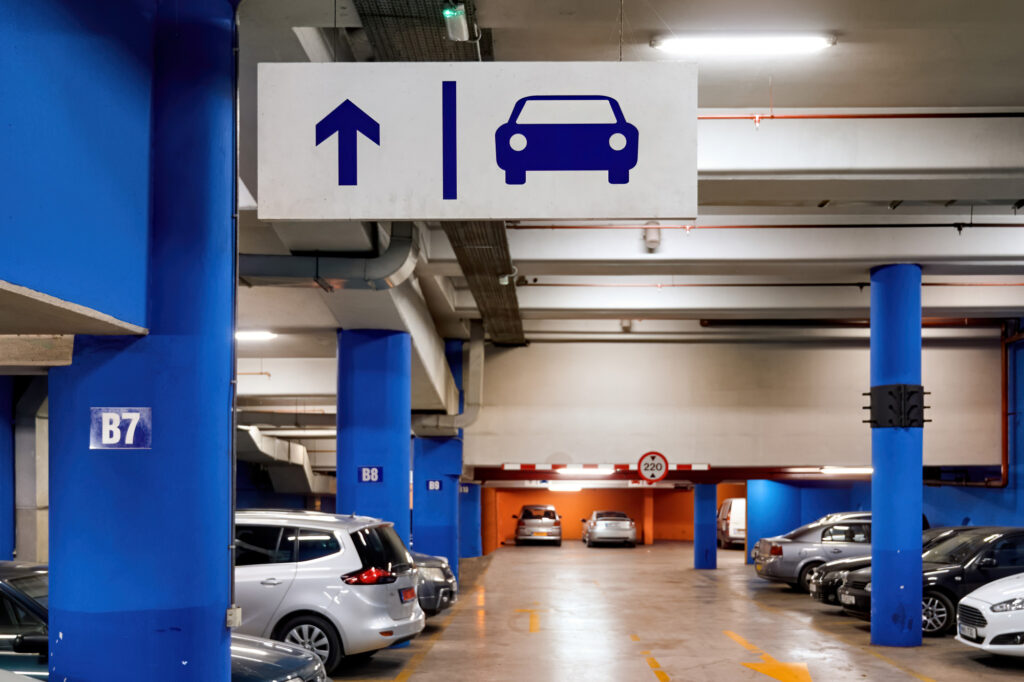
651,34,836,57
820,466,873,476
548,483,583,492
236,330,278,341
559,467,615,476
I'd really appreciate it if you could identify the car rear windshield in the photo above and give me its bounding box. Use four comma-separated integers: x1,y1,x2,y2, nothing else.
596,512,628,519
516,98,616,125
922,532,998,565
522,508,557,520
351,525,413,573
9,573,48,610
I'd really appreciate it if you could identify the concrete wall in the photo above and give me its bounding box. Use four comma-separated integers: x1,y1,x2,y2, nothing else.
465,341,1000,468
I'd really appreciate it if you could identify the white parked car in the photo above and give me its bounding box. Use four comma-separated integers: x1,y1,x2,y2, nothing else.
234,509,425,674
956,572,1024,656
717,498,746,548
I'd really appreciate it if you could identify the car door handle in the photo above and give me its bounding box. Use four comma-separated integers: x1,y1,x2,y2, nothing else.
831,548,842,553
260,578,282,586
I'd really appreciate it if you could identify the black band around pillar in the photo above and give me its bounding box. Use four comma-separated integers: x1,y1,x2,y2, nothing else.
865,384,926,428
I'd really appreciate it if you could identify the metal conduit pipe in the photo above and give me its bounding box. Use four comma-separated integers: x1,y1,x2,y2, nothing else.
413,321,484,438
238,222,418,290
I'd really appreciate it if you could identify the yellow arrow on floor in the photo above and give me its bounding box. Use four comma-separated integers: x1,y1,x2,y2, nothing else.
724,631,813,682
743,654,812,682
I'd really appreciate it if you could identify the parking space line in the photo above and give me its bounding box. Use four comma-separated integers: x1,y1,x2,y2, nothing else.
514,608,543,633
390,584,481,682
634,640,671,680
724,631,812,682
630,633,640,641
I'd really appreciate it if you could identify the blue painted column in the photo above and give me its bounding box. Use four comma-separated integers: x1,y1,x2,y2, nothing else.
0,378,13,560
870,264,923,647
459,483,483,559
745,480,802,564
693,484,717,569
412,438,463,578
47,1,236,678
336,330,412,543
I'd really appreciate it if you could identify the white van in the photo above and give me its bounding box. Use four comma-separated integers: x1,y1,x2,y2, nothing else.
716,498,746,549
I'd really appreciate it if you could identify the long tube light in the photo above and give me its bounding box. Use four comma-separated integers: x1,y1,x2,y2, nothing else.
820,466,873,475
557,467,616,476
548,483,583,492
651,34,836,57
236,330,278,341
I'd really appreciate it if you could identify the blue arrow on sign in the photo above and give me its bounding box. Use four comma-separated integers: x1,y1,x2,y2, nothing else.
315,99,380,186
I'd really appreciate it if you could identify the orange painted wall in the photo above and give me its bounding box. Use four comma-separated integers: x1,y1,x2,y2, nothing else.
653,489,694,540
482,487,499,555
493,488,692,544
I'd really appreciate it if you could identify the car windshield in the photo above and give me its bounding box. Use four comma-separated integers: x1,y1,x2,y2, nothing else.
921,532,996,565
596,512,628,519
522,508,556,520
9,572,48,610
516,98,616,125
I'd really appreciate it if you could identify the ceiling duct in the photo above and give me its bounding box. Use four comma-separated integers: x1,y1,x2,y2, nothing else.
237,425,335,496
444,222,526,345
351,0,492,62
238,222,417,290
413,320,484,436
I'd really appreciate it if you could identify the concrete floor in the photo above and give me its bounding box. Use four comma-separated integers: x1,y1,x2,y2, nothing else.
331,542,1024,681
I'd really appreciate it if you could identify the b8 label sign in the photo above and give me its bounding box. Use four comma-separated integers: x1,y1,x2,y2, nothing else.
638,451,669,483
358,466,383,483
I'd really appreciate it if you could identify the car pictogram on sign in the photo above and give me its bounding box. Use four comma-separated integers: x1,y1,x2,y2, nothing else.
495,95,639,185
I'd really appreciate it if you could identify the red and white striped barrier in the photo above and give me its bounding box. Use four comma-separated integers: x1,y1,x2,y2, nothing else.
501,463,710,472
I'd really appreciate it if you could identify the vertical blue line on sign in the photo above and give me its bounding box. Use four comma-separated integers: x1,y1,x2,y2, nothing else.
442,81,457,200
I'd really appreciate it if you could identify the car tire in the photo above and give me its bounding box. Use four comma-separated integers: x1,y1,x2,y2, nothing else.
276,613,344,674
627,541,636,548
716,537,723,549
555,539,562,547
609,170,629,184
922,591,955,637
797,563,821,593
514,538,522,546
505,169,526,184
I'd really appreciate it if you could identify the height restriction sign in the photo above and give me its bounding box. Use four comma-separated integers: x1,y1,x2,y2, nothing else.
637,451,669,483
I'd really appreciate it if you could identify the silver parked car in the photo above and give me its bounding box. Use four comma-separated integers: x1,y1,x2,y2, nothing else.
752,512,872,591
581,510,637,547
234,509,425,674
514,504,562,546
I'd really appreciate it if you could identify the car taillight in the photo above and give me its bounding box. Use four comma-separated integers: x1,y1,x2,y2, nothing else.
554,519,561,527
769,543,783,556
343,567,397,585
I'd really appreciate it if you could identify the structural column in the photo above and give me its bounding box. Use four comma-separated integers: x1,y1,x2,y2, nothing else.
869,264,923,647
412,438,462,577
337,330,412,543
693,484,717,569
643,489,655,545
0,378,12,561
459,483,483,559
47,1,236,678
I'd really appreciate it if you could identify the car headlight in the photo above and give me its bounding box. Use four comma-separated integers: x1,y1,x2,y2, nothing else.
991,597,1024,612
865,582,871,593
509,133,527,151
420,567,447,582
609,132,627,150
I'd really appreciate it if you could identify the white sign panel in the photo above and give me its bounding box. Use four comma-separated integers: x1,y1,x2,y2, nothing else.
258,62,697,221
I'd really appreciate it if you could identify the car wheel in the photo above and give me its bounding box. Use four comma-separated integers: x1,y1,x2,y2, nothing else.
608,169,629,184
716,537,723,549
797,563,821,593
505,169,526,184
514,538,522,546
555,539,562,547
277,613,344,674
922,591,955,636
627,541,636,548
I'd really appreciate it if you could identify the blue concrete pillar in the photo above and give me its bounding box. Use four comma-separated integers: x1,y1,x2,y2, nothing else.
459,483,483,559
336,330,412,543
693,484,717,569
0,378,12,560
412,438,463,578
745,480,801,564
870,264,923,647
47,1,236,678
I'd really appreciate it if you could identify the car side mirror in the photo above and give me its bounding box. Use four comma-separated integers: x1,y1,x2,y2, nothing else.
13,634,47,656
978,557,998,568
512,515,518,519
581,518,588,523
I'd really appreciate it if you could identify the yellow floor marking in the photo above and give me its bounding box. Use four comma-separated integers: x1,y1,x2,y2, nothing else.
392,585,480,682
514,608,543,633
653,671,670,682
640,650,650,654
749,601,936,682
630,633,640,642
646,656,662,669
724,631,812,682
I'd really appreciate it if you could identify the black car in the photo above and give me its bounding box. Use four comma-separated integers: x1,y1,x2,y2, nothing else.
809,527,969,606
0,563,326,681
412,551,458,617
837,526,1024,636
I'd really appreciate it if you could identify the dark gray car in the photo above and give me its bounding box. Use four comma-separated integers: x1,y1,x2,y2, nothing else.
752,512,873,591
412,551,458,617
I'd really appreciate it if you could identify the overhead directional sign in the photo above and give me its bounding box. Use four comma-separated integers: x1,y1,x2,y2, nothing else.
258,62,697,221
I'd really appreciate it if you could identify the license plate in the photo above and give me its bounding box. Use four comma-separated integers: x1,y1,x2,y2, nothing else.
960,624,977,639
400,587,416,603
534,532,548,536
840,594,856,605
755,564,763,573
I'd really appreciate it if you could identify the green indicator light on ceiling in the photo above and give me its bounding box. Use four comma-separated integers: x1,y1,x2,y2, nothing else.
442,7,464,18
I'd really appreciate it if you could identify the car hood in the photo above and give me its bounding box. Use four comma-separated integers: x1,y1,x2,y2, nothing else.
822,556,872,573
231,634,322,682
922,562,962,577
962,571,1024,605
